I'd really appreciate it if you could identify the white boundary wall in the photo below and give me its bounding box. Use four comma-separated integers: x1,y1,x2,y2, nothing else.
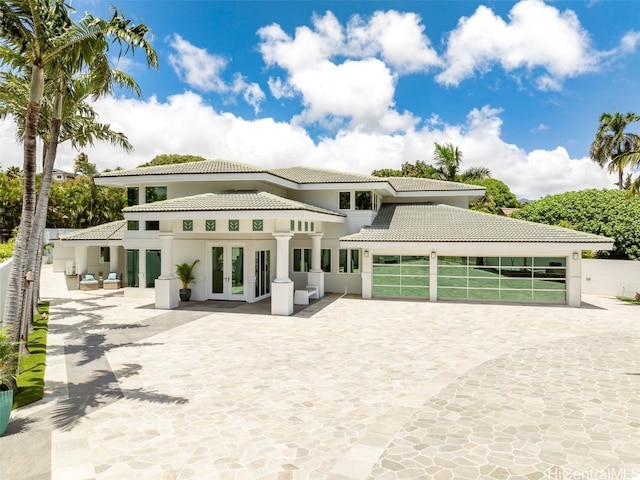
0,258,12,326
582,259,640,297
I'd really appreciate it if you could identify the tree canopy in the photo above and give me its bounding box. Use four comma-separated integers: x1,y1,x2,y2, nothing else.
372,143,490,183
138,154,208,168
512,189,640,260
468,178,520,214
590,112,640,190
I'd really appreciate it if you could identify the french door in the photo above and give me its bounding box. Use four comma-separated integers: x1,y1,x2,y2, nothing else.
255,250,271,300
209,244,245,300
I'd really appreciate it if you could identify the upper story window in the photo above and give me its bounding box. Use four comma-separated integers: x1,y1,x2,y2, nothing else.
127,187,139,207
145,221,160,231
339,191,351,209
355,191,372,210
145,186,167,204
340,191,375,210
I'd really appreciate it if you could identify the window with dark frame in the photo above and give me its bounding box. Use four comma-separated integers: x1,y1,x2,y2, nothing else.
339,249,360,273
293,248,312,272
127,187,139,207
339,191,351,209
355,191,372,210
99,247,110,263
145,186,167,203
321,249,331,273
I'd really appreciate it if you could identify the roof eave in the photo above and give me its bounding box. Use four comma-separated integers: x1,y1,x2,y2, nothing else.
339,239,614,251
123,209,345,223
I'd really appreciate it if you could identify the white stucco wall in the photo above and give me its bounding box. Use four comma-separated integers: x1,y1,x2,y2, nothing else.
582,259,640,297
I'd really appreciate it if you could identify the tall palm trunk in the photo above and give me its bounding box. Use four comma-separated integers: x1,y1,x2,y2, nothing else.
618,166,624,190
3,65,43,341
27,89,63,323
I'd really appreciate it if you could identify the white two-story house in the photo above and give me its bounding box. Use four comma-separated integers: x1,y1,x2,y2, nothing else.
55,159,613,314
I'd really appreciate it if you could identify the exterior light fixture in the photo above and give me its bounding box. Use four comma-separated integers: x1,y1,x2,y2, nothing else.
431,251,436,259
572,252,579,260
364,250,369,258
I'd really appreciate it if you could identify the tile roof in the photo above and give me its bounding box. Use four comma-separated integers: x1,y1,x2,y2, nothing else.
267,166,387,184
98,159,265,177
60,220,126,241
123,191,344,217
97,159,485,194
340,204,614,244
385,177,485,192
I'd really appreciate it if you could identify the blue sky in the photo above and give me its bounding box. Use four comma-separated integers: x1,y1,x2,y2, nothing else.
1,0,639,198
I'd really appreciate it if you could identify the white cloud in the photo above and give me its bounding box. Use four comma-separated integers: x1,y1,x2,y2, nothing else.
619,31,640,53
289,58,417,132
267,77,295,99
167,34,265,113
0,93,614,200
345,10,441,74
168,34,229,92
436,0,598,89
258,10,438,133
530,123,549,133
0,118,26,170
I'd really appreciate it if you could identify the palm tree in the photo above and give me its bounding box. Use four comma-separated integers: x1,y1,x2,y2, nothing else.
590,112,640,190
432,142,491,182
0,0,157,339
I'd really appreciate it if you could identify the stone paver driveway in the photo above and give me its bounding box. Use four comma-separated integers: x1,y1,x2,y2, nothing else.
2,265,640,480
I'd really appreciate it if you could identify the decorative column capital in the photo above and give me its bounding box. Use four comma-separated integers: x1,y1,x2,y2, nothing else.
272,232,294,240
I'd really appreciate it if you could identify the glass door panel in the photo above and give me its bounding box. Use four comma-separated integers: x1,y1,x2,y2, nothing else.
209,244,245,300
254,250,271,299
126,249,139,288
145,249,161,288
212,246,224,295
230,246,244,299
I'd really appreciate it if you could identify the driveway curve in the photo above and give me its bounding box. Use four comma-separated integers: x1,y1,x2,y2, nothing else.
2,265,640,480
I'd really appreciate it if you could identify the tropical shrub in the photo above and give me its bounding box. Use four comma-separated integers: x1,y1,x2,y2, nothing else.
468,178,520,214
0,238,15,262
513,189,640,259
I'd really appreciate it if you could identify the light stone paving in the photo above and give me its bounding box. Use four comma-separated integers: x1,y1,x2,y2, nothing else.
2,265,640,479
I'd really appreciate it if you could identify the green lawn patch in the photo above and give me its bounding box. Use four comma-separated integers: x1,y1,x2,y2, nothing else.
616,296,640,305
14,302,49,409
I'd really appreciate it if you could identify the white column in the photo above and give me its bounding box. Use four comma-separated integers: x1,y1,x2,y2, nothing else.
75,246,89,275
307,233,324,298
274,233,294,282
429,252,438,302
158,233,175,279
272,232,294,315
361,249,372,299
567,252,581,307
156,233,178,309
109,246,119,273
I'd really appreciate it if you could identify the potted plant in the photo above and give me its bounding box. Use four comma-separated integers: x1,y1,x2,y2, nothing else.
176,259,199,302
43,243,53,264
0,327,17,436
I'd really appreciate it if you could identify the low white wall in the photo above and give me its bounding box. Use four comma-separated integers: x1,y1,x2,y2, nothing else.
582,259,640,297
0,259,13,327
